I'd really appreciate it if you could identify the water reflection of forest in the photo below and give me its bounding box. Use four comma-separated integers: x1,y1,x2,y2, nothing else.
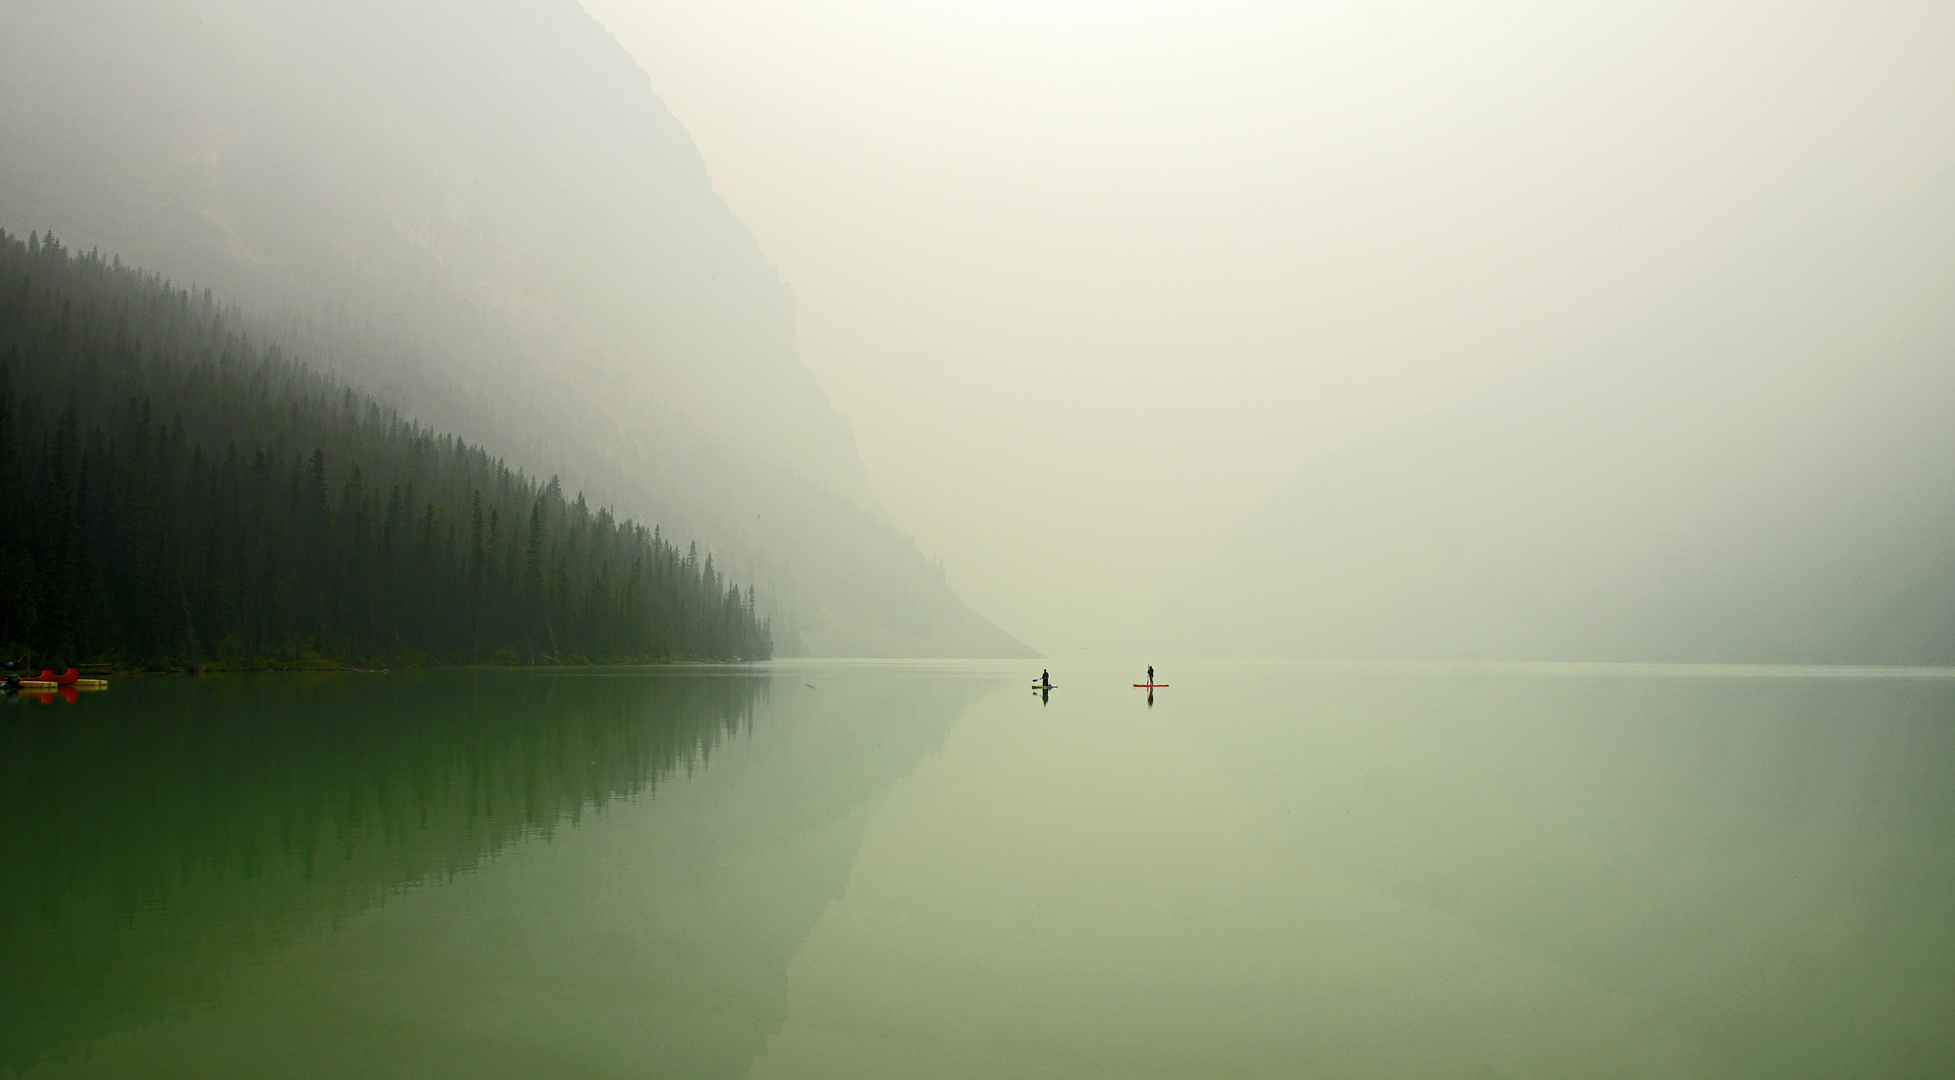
0,669,767,1073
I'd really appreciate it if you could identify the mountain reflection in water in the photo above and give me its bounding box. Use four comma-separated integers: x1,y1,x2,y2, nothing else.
0,670,775,1070
5,663,1952,1079
0,668,848,1075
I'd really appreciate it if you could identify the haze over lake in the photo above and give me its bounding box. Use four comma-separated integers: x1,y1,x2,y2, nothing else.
5,663,1952,1078
2,1,1953,1075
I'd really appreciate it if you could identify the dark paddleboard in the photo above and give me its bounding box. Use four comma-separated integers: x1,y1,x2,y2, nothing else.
1133,683,1169,688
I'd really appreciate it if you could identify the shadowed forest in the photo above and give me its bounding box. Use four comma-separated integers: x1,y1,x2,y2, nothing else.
0,232,771,669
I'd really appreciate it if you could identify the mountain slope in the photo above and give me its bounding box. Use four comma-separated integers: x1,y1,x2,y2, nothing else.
1,234,774,666
1166,172,1955,663
0,0,1032,657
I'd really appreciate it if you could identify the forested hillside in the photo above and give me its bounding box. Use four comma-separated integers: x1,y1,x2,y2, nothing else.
0,231,771,668
0,0,1032,658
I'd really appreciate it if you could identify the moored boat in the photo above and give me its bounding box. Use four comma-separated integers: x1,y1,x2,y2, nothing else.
15,669,108,690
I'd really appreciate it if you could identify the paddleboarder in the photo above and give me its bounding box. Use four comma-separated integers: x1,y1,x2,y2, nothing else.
1039,669,1051,688
1146,665,1154,686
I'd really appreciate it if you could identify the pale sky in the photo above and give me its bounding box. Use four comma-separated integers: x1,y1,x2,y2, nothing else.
580,0,1955,654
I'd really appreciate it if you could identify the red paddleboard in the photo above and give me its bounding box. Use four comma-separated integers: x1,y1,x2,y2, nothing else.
1133,683,1169,688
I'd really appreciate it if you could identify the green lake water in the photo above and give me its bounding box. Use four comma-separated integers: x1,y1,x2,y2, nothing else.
2,660,1951,1078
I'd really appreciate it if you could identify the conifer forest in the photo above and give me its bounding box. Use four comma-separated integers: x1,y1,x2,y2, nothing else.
0,231,772,669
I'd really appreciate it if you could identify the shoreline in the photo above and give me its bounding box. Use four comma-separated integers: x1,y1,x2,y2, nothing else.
22,657,767,678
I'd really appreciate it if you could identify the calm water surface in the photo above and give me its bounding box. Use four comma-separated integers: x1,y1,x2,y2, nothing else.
3,661,1952,1078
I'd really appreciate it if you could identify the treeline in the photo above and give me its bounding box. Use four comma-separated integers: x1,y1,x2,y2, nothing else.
0,231,771,668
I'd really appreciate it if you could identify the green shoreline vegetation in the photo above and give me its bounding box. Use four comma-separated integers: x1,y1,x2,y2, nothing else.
0,231,772,671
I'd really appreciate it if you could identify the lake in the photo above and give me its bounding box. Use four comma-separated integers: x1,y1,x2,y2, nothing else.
3,660,1951,1078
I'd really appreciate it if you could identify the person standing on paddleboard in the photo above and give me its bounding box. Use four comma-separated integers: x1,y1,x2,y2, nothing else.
1147,665,1154,686
1040,669,1051,688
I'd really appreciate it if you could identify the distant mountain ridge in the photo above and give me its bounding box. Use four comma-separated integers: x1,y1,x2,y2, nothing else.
1166,172,1955,664
0,0,1033,657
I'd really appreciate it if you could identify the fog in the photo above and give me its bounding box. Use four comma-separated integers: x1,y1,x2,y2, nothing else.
5,7,1955,1070
3,0,1952,660
584,0,1955,655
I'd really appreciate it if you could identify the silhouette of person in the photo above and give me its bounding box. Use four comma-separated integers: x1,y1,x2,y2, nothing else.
1147,665,1154,685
